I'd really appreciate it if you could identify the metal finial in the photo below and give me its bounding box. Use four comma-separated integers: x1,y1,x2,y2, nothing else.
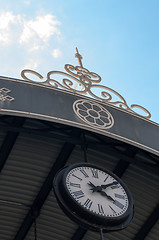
75,48,83,67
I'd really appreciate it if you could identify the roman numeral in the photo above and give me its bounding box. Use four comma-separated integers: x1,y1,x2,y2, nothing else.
70,182,81,188
84,198,93,209
109,205,116,214
104,175,109,182
111,183,120,189
115,193,125,200
98,204,104,214
80,169,89,178
72,174,82,181
113,200,124,209
72,190,84,199
91,169,98,178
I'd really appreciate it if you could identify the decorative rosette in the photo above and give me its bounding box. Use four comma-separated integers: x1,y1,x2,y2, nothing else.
73,99,114,129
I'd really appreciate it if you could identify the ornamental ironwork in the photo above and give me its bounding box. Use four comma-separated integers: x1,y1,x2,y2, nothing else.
21,48,151,120
0,88,14,102
73,99,114,129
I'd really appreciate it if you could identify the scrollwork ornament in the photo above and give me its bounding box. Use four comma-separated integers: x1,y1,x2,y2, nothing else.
21,48,151,120
65,64,101,83
47,71,87,94
86,84,151,119
21,69,45,83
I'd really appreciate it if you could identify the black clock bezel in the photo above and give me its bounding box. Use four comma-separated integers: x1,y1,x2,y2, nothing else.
62,163,132,222
53,162,134,232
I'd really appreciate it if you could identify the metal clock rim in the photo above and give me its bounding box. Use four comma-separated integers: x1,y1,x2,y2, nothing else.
62,163,133,221
53,162,134,232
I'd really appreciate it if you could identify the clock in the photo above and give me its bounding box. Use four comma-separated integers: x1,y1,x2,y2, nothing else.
53,163,134,232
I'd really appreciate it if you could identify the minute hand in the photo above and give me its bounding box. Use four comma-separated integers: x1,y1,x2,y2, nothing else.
101,181,118,189
99,190,115,202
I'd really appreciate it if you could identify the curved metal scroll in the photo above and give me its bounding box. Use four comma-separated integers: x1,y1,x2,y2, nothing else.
21,50,151,120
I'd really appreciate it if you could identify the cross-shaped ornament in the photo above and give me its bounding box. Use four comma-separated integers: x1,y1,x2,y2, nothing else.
75,48,83,67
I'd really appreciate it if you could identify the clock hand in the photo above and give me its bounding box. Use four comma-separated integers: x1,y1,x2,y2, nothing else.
100,181,118,189
88,181,95,188
99,190,115,202
88,182,115,202
88,181,102,192
88,181,118,192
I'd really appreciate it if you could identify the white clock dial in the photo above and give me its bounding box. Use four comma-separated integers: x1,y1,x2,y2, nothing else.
66,166,129,218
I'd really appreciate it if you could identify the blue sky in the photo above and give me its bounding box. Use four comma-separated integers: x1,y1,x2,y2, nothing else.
0,0,159,123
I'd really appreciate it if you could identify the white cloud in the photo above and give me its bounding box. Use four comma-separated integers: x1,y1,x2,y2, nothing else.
0,11,61,51
51,48,62,58
19,14,61,51
0,11,21,45
24,0,31,5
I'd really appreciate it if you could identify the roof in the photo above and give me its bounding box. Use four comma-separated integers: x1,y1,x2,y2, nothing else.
0,76,159,240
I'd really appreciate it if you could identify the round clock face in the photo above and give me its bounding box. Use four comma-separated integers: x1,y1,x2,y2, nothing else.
65,165,129,218
53,162,133,231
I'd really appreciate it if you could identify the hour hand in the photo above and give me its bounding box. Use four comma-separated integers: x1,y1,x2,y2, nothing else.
88,181,95,188
88,181,102,192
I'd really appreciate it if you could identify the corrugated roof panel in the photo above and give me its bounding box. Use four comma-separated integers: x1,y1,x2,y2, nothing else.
0,130,65,239
0,203,29,239
121,164,159,238
145,220,159,240
25,192,77,240
67,145,119,171
0,132,64,202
